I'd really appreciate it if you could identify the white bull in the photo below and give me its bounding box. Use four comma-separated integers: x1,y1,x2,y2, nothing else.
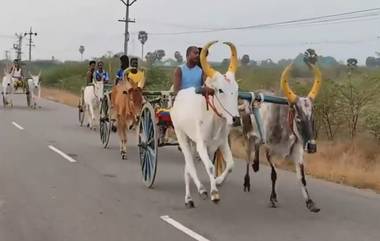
170,41,240,207
83,80,103,130
2,71,14,107
27,72,41,109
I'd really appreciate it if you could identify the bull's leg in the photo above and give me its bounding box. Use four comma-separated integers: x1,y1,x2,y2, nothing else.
196,142,219,203
122,123,128,159
244,163,250,192
252,142,260,172
215,140,234,187
85,104,91,128
38,87,41,107
176,130,206,207
117,117,128,160
266,150,278,208
88,103,95,129
243,136,260,192
292,145,320,213
184,167,194,208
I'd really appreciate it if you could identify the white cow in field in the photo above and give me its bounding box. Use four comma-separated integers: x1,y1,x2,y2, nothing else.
27,72,41,109
83,80,103,130
2,71,13,107
170,41,240,207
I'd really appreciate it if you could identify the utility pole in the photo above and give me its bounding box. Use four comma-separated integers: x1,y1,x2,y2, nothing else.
119,0,137,56
13,33,24,60
4,50,11,70
24,27,38,64
4,50,10,61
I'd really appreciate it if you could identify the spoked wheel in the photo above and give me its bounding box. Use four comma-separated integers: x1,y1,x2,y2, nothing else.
99,96,112,148
138,102,158,188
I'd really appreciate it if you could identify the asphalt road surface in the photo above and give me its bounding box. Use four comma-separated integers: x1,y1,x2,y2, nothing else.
0,96,379,241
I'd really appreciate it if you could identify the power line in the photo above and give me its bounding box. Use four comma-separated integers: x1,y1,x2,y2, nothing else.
0,34,14,39
147,7,380,35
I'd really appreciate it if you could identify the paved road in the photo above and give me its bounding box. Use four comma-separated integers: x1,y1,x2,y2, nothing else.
0,96,379,241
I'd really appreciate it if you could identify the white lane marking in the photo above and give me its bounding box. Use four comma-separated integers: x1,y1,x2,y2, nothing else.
160,215,210,241
48,145,77,163
12,121,24,130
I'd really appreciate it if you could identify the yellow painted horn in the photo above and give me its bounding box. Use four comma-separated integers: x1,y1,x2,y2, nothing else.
307,64,322,100
200,41,218,78
280,64,298,103
223,42,238,73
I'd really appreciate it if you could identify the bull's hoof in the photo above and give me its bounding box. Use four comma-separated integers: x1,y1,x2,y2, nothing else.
243,174,251,192
211,190,220,203
199,190,208,200
252,162,259,172
306,199,320,213
111,125,117,132
215,176,225,186
121,152,127,160
185,200,195,208
269,200,278,208
269,194,278,208
86,123,90,128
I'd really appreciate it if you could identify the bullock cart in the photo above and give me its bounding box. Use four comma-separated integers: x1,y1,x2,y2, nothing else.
137,89,289,188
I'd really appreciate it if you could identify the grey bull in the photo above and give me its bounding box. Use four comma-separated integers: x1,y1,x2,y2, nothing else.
239,63,322,213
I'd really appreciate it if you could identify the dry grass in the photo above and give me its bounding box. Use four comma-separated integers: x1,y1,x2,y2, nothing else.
230,128,380,193
41,87,79,107
43,88,380,193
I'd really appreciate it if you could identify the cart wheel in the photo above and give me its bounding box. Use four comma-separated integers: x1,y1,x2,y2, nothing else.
138,102,158,188
213,149,226,177
99,97,112,148
78,105,85,127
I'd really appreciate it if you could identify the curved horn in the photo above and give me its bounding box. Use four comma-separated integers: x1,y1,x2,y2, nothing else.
280,64,298,103
223,42,238,73
200,40,218,78
307,64,322,100
38,70,42,77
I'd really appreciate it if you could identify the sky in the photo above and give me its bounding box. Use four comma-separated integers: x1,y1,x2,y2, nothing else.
1,0,380,64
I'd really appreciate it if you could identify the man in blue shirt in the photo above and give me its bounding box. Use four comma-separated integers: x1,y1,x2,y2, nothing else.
94,61,110,83
173,46,204,93
115,55,129,85
173,46,215,97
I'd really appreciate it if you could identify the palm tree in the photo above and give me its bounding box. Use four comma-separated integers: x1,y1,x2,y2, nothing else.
79,45,85,61
138,31,148,60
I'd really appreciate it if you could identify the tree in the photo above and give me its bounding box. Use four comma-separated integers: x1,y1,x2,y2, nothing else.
174,51,183,63
365,110,380,142
337,73,380,139
155,49,166,61
241,54,250,66
278,59,292,67
347,58,358,76
314,80,343,140
366,56,377,67
261,58,275,67
79,45,85,61
145,52,156,65
138,31,148,60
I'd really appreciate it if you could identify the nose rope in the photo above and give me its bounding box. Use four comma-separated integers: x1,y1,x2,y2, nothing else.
214,93,236,119
205,93,223,118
